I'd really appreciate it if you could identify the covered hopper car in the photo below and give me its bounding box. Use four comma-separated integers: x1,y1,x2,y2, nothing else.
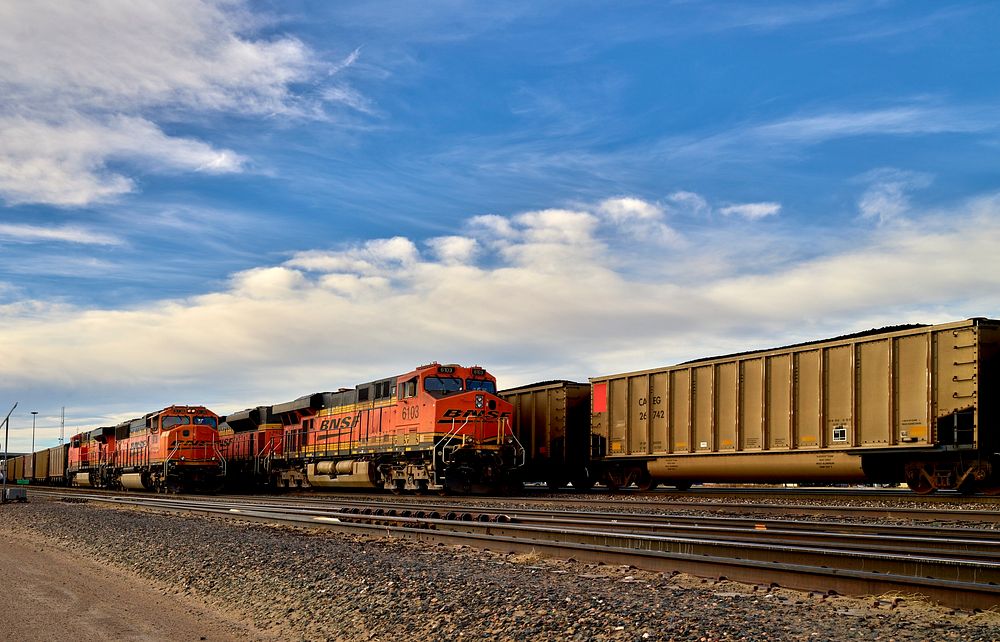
584,317,1000,494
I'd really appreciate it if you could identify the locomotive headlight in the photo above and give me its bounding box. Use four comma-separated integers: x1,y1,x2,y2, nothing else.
475,394,484,408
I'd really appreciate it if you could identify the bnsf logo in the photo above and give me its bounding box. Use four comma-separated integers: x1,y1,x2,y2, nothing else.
440,410,512,420
319,413,361,431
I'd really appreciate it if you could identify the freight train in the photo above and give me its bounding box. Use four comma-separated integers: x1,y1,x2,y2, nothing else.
502,318,1000,495
4,405,224,492
7,319,1000,495
7,363,523,495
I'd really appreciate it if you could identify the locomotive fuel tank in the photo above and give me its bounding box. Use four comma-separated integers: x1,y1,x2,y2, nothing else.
120,473,147,490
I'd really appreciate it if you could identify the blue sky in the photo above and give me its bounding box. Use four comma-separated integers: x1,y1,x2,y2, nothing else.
1,1,999,449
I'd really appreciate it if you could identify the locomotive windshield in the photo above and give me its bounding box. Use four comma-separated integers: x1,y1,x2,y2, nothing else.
424,377,463,394
194,416,218,428
466,379,496,394
162,416,191,428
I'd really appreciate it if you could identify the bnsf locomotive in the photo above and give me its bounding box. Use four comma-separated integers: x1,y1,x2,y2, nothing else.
68,405,224,492
1,405,226,492
218,363,524,494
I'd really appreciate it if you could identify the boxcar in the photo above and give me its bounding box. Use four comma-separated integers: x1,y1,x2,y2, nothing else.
590,318,1000,493
499,381,593,489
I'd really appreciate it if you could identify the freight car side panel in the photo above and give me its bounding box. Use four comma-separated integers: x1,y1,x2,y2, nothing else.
33,449,49,481
694,366,713,453
858,340,891,446
48,445,68,482
896,334,930,445
650,372,668,453
670,369,689,453
716,363,738,452
768,354,792,450
824,345,854,448
795,350,822,449
740,359,764,450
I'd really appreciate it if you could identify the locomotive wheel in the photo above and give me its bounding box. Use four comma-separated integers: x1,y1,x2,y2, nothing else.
390,481,405,495
413,480,429,495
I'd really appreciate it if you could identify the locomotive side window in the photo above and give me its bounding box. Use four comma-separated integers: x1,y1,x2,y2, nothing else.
358,386,370,402
401,377,418,398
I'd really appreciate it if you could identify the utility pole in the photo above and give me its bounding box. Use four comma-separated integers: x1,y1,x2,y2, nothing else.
60,407,65,445
31,411,38,454
1,402,18,504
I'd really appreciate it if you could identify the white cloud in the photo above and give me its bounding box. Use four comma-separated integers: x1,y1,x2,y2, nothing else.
596,197,683,246
3,193,999,443
0,0,358,207
666,191,710,215
0,116,246,206
0,223,121,245
857,168,932,224
718,202,782,220
427,236,478,264
597,197,664,223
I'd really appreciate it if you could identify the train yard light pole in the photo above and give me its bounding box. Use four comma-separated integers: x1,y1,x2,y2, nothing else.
31,411,38,455
1,402,17,504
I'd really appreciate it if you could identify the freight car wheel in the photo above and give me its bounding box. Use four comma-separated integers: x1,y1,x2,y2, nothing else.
672,482,693,491
571,477,595,492
635,472,658,492
905,464,936,495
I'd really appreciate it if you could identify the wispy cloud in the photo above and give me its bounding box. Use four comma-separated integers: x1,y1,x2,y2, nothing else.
662,103,998,164
718,202,782,220
857,168,932,224
0,223,121,245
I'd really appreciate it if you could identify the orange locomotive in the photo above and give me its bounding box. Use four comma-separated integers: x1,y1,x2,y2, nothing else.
217,406,283,489
68,405,224,492
222,363,525,493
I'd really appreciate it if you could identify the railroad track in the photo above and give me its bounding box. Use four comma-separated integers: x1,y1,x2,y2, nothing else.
29,487,1000,610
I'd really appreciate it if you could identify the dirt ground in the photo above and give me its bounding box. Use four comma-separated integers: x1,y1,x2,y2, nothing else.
0,525,263,642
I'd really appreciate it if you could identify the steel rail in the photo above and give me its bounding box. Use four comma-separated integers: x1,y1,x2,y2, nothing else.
29,489,1000,610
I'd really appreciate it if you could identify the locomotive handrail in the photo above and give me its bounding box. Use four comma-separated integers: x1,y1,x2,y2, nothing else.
501,416,527,468
254,438,276,475
212,435,227,478
163,441,180,479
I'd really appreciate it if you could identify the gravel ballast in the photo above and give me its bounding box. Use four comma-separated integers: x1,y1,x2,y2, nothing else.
4,496,1000,641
